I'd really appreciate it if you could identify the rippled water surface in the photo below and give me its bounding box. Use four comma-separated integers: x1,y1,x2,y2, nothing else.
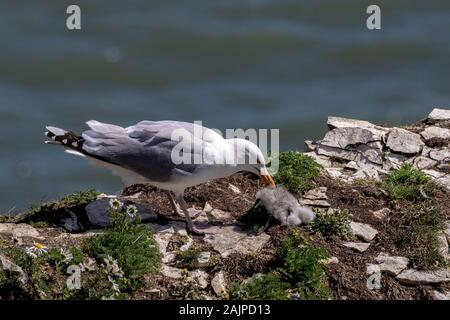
1,0,449,212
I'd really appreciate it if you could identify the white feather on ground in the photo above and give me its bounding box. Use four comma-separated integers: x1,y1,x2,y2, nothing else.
256,186,315,226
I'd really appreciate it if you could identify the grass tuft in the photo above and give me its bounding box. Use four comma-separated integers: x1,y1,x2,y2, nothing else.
230,230,332,300
311,210,352,240
399,202,447,269
381,164,433,201
273,151,321,195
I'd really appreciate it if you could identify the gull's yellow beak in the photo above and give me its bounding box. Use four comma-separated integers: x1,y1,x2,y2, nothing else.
260,174,276,186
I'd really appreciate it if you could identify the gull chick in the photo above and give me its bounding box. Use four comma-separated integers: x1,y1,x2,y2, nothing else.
255,186,315,232
44,120,275,235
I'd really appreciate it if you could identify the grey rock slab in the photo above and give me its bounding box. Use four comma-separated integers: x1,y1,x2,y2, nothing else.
432,290,450,300
396,269,450,285
321,127,380,149
204,225,270,258
429,148,450,162
350,222,378,242
211,271,228,297
370,208,390,220
0,223,43,240
428,108,450,122
343,242,370,252
385,128,424,154
413,156,437,170
86,198,157,228
421,126,450,140
316,144,358,161
326,117,387,140
0,254,28,284
375,253,409,276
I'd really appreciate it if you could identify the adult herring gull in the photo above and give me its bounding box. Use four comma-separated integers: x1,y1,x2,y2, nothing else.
44,120,275,234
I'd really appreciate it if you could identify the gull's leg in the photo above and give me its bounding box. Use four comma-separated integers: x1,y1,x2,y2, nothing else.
165,191,182,215
166,191,203,219
257,215,273,235
175,194,205,235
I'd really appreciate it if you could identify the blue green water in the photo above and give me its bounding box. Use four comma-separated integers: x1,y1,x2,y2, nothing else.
1,0,449,212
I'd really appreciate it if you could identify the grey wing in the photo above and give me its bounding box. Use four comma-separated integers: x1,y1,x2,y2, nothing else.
81,120,208,182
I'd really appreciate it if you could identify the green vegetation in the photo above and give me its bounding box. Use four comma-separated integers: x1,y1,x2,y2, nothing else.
230,273,289,300
399,202,447,269
311,210,352,240
83,203,161,294
1,198,161,300
175,247,201,270
24,189,100,223
230,231,332,300
380,164,433,201
273,151,322,195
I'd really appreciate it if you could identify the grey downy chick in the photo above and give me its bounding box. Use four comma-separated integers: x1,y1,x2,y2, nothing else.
255,186,315,232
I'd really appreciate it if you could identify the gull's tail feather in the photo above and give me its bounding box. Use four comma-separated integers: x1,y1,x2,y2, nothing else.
44,126,85,154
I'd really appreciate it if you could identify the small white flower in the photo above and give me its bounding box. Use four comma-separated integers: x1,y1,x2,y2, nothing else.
108,275,120,292
126,205,138,218
26,243,48,258
78,257,97,272
109,198,123,210
103,255,124,278
60,248,73,263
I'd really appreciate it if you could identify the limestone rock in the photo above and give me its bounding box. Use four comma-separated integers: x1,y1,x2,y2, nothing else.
432,290,450,300
385,128,424,154
326,117,387,140
86,198,157,228
413,156,437,170
321,127,380,149
204,226,270,258
396,269,450,285
375,253,409,276
304,140,317,152
189,270,209,289
350,222,378,242
343,242,370,252
197,252,211,267
303,152,333,168
429,148,449,162
370,208,390,220
316,144,358,161
437,232,449,259
0,223,43,240
428,108,450,122
299,187,330,207
0,254,28,284
421,126,450,140
203,202,234,223
211,271,227,297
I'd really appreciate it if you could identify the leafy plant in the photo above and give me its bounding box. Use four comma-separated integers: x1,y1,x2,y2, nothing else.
175,247,201,270
83,203,161,293
277,231,332,300
311,211,352,240
273,151,321,195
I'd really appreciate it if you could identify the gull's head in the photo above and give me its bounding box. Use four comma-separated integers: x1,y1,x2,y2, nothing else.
229,138,275,187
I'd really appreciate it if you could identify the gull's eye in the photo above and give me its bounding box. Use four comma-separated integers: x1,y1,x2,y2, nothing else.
257,158,261,165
